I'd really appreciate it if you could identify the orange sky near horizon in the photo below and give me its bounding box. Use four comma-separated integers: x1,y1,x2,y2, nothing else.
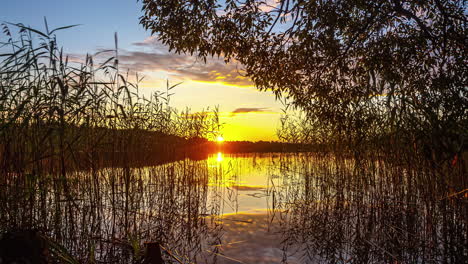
122,36,285,142
139,78,284,142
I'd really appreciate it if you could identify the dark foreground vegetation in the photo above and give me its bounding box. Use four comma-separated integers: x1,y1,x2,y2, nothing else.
0,22,226,171
0,23,226,263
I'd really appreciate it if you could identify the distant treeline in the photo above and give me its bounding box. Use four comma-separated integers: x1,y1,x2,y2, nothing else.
208,140,312,154
94,131,314,167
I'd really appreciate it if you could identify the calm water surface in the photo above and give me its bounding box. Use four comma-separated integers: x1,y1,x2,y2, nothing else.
1,152,466,263
203,152,465,263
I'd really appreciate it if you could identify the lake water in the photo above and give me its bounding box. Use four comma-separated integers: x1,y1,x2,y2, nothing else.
0,152,465,263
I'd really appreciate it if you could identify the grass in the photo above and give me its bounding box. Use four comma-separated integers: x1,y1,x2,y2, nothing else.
0,22,223,263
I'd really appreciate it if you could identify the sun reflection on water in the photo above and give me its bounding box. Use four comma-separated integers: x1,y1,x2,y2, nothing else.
216,152,223,162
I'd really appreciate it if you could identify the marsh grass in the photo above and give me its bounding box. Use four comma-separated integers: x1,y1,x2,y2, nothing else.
269,153,467,263
0,22,224,263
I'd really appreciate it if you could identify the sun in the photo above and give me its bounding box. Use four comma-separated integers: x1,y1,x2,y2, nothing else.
216,135,224,143
216,152,223,162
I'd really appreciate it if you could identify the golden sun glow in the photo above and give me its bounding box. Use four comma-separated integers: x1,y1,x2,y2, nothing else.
216,152,223,162
216,135,224,142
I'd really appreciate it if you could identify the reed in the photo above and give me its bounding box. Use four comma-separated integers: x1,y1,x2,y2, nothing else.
0,22,223,263
268,152,467,263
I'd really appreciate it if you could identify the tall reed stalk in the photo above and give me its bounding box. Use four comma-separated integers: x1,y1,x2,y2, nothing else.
0,22,222,263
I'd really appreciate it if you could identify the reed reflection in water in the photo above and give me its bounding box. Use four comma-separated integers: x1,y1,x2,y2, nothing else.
205,152,466,263
1,152,466,263
1,158,226,263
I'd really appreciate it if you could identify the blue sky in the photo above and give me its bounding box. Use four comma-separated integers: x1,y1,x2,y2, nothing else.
1,0,284,141
2,0,148,52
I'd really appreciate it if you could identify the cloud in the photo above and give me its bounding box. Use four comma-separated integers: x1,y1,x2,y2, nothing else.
132,36,160,47
118,37,254,86
131,36,172,54
230,107,271,116
65,36,255,87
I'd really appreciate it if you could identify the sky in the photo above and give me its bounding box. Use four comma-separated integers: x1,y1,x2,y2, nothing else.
1,0,284,141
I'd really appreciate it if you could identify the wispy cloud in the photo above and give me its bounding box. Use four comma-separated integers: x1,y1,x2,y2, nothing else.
65,36,254,87
131,36,161,48
230,107,273,116
121,37,253,86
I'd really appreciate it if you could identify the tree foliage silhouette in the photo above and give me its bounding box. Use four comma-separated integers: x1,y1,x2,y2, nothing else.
140,0,467,155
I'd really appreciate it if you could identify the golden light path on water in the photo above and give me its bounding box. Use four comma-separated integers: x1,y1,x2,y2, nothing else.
203,152,303,263
207,152,277,214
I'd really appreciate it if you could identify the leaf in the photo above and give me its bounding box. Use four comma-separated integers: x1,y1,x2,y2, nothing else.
7,22,50,38
50,24,82,34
